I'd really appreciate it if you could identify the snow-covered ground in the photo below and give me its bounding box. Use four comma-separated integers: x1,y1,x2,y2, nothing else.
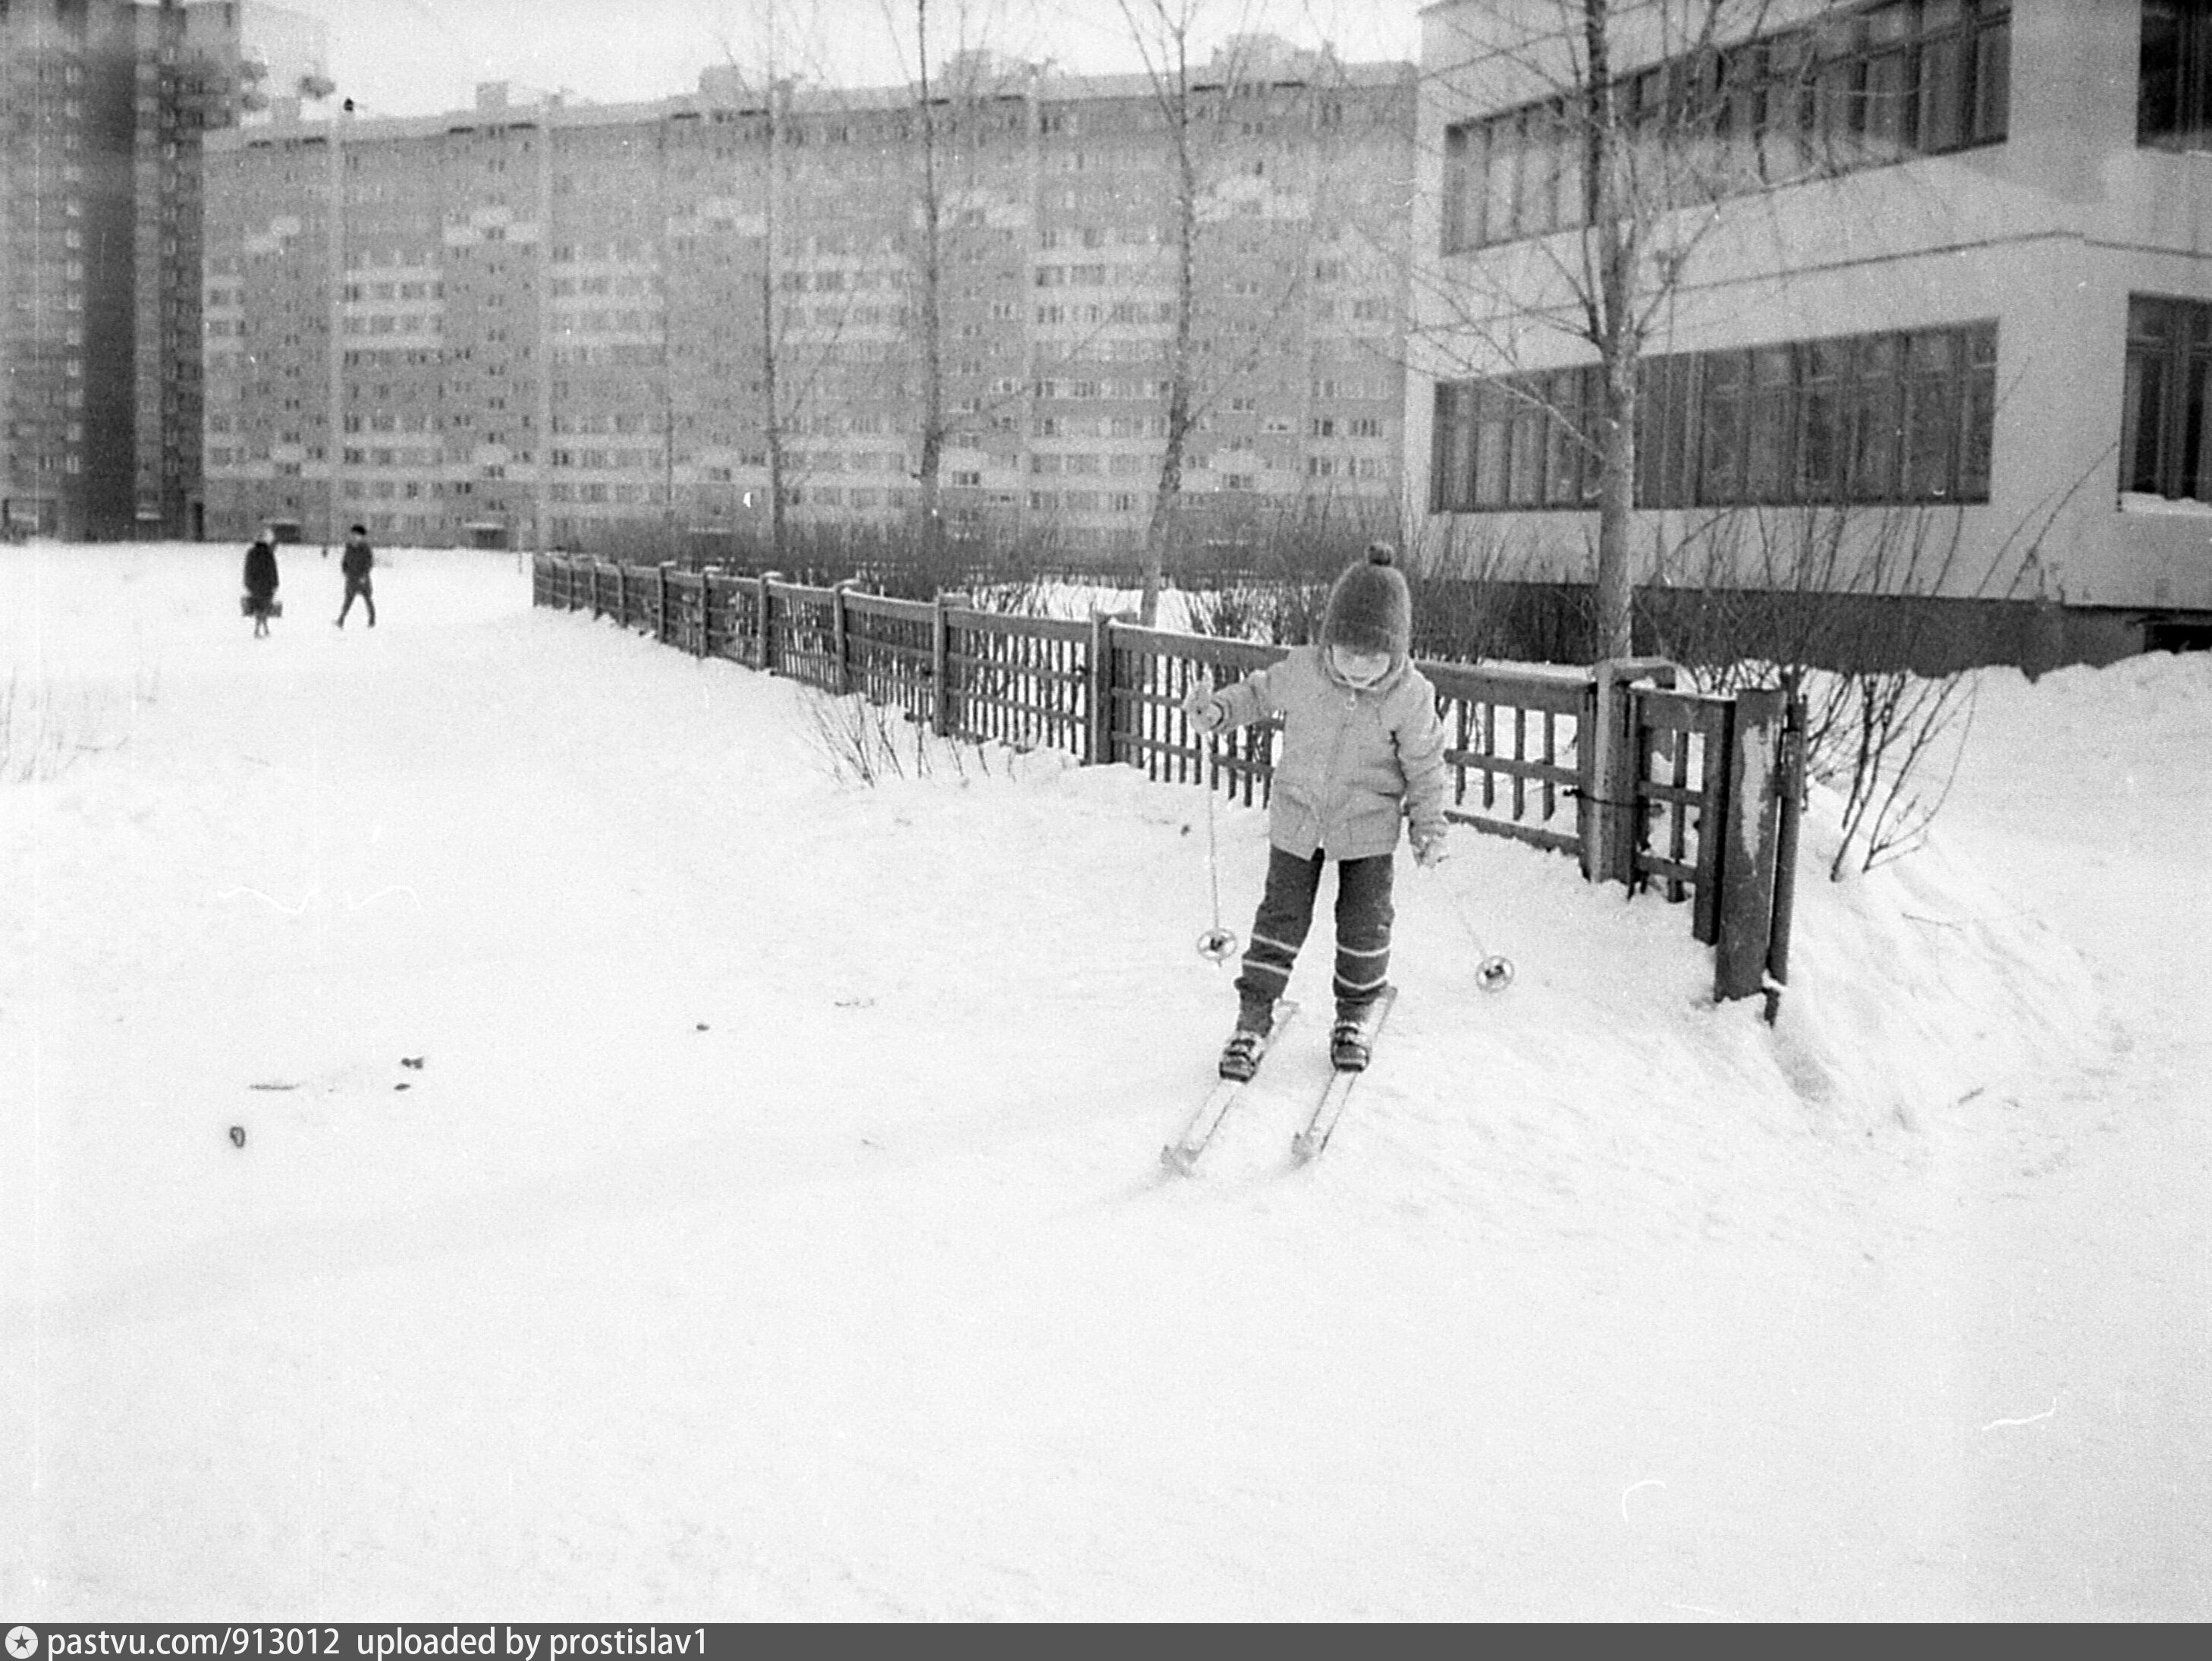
2,542,2206,1620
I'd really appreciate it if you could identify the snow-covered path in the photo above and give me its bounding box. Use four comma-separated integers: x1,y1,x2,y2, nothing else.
2,545,2204,1619
1891,664,2212,1615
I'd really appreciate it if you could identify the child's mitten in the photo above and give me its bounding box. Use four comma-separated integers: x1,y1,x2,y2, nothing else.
1181,682,1227,734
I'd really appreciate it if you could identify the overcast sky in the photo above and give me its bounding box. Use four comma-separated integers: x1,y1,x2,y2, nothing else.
272,0,1428,119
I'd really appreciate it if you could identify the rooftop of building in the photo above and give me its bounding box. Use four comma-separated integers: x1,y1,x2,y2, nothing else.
205,33,1415,151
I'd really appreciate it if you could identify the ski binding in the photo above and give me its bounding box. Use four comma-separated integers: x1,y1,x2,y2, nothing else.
1290,986,1398,1165
1161,1000,1299,1176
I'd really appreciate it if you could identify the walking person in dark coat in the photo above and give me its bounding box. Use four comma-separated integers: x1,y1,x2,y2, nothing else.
336,523,376,628
242,527,280,638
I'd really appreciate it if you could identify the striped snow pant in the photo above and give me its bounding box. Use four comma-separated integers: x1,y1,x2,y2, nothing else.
1234,846,1395,1022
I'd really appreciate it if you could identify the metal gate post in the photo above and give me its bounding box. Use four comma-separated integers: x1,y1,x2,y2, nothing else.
1714,687,1786,1002
758,571,781,673
1582,657,1676,886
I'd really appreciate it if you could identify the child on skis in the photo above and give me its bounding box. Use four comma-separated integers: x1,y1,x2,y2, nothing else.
1182,542,1450,1079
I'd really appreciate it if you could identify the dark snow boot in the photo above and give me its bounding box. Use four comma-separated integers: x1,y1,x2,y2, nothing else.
1331,1001,1381,1071
1218,999,1275,1081
1218,1030,1265,1082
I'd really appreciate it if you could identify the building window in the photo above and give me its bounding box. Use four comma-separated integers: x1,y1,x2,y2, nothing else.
1430,366,1602,511
1441,1,2011,253
1432,319,1996,512
2122,295,2212,502
2141,0,2212,149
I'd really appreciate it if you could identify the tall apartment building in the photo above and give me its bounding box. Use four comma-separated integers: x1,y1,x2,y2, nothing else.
196,39,1417,556
1,0,325,542
1410,0,2212,661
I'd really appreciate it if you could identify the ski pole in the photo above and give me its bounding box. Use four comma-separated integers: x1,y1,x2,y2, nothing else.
1427,858,1514,991
1196,771,1238,963
1192,681,1238,966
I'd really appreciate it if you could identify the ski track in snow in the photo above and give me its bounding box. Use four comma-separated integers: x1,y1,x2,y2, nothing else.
2,543,2206,1619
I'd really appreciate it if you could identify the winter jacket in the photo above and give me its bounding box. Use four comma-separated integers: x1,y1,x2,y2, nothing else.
341,537,373,580
243,540,279,600
1211,644,1449,861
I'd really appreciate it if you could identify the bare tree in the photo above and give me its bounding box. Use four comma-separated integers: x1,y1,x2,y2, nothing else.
1577,0,1638,659
706,8,799,562
910,0,950,552
873,2,1042,566
1642,436,2107,877
760,71,791,559
1112,0,1215,626
712,4,894,565
1111,5,1395,623
854,1,1388,592
1412,0,1825,656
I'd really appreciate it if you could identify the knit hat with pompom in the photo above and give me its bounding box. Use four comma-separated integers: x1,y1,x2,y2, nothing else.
1321,542,1412,659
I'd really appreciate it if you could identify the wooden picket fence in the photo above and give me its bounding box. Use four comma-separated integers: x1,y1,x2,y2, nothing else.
533,555,1801,1007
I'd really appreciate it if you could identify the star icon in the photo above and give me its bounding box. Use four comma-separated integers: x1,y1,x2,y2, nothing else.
7,1629,39,1660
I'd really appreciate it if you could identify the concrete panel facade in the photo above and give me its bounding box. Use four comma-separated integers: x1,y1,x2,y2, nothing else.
1409,0,2212,653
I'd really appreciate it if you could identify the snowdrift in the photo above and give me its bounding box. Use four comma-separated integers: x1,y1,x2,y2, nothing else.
5,540,2173,1621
